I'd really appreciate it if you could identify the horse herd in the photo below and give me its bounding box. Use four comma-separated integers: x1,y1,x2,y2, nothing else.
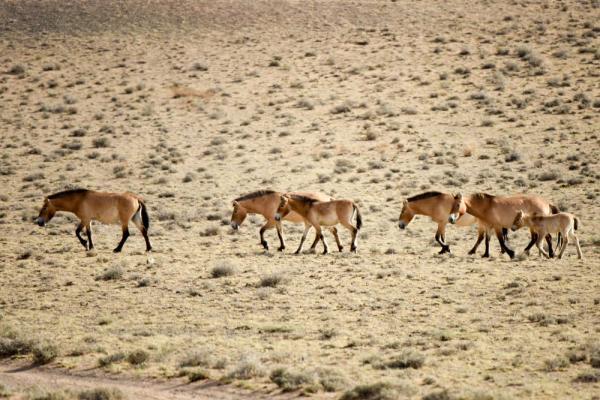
35,188,583,259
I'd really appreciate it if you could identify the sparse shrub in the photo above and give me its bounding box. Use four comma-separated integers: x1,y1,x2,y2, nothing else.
98,352,125,367
574,370,600,383
191,62,208,71
505,151,521,162
179,349,213,368
422,390,453,400
32,342,58,365
538,171,559,182
200,227,219,237
0,336,34,358
92,138,110,148
340,382,399,400
227,355,265,379
383,350,425,369
270,367,316,392
8,64,25,75
331,102,352,114
259,273,285,287
23,172,44,182
78,387,123,400
544,356,569,371
188,369,210,382
211,261,236,278
95,266,123,281
127,349,149,365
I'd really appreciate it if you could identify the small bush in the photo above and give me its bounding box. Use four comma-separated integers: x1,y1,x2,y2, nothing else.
384,350,425,369
0,337,34,358
188,369,210,382
32,343,58,365
8,64,25,75
544,356,569,371
340,382,399,400
127,349,149,365
259,273,285,287
78,387,123,400
270,367,316,392
211,262,236,278
98,352,125,367
227,355,265,379
92,138,110,148
95,266,123,281
573,370,600,383
179,349,213,368
538,171,559,182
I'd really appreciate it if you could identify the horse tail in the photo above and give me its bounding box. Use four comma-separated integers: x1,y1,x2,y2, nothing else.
574,217,579,231
549,204,561,246
140,201,150,231
354,203,362,230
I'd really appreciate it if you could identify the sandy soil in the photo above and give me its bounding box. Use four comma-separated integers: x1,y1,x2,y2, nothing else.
0,1,599,399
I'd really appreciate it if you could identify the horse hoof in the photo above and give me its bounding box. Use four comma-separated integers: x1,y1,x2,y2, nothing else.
350,246,357,253
338,247,344,252
481,254,490,258
113,248,122,253
468,250,475,255
507,251,515,259
322,250,329,255
146,247,152,252
277,246,285,252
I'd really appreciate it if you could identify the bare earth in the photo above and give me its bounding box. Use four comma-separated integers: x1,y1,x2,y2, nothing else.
0,1,599,399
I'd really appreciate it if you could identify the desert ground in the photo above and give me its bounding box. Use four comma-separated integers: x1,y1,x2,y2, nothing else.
0,1,599,399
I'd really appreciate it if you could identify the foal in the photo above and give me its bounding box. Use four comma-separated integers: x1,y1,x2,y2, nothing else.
36,189,152,252
230,190,343,252
512,211,582,259
454,193,557,259
275,194,362,254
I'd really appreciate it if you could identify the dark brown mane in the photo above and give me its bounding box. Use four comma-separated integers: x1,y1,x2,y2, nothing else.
235,189,276,202
289,194,318,204
472,192,495,200
407,191,443,202
48,188,89,200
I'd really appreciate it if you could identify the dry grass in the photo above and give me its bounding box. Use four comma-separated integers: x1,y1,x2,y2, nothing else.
0,0,598,398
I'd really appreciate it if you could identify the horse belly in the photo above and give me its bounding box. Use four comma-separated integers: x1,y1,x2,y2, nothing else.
94,207,121,225
318,214,339,226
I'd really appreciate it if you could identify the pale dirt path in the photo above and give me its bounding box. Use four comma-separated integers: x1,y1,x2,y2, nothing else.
0,360,283,400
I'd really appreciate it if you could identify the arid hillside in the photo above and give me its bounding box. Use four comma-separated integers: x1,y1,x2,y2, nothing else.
0,1,599,399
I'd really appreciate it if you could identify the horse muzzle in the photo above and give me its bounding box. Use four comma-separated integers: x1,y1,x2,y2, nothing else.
448,214,458,224
230,222,239,230
36,217,45,227
274,213,282,222
398,222,406,230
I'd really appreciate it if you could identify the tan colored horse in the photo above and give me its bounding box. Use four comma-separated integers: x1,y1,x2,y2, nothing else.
230,190,342,253
399,191,500,256
36,189,151,252
512,211,582,259
275,194,362,254
455,193,558,259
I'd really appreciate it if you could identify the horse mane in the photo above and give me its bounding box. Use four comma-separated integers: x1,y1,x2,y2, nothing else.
48,188,89,200
289,194,318,204
407,191,443,202
472,192,495,200
235,189,276,202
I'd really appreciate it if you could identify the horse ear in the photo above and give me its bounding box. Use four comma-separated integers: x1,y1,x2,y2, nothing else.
517,210,523,218
402,199,408,206
232,200,239,207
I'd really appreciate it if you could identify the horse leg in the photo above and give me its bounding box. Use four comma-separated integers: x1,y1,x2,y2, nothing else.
545,234,554,258
482,231,491,258
435,224,450,254
557,234,569,259
536,234,550,258
496,228,514,259
294,223,311,254
131,212,152,252
85,222,94,250
523,230,538,256
113,225,130,253
318,228,329,254
330,227,344,252
75,223,88,250
275,222,285,252
573,232,583,259
468,227,484,255
259,220,275,251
